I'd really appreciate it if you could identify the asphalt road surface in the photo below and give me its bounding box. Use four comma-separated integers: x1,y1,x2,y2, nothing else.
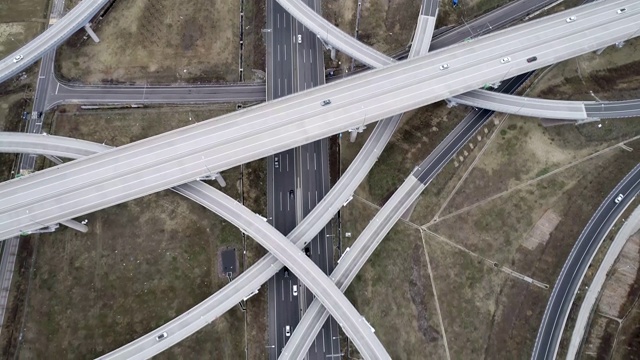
1,1,637,240
532,164,640,360
0,1,640,237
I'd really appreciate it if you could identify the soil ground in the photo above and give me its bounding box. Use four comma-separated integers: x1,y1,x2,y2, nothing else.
0,0,49,58
0,105,269,358
56,0,241,84
340,197,447,359
336,13,640,359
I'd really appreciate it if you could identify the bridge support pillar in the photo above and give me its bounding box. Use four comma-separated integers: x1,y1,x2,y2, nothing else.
84,24,100,43
213,172,226,187
60,219,89,233
445,98,458,108
349,126,366,143
44,154,63,165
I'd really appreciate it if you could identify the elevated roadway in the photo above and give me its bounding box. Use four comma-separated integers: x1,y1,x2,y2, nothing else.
278,0,566,112
532,163,640,359
0,0,109,84
281,73,531,358
0,0,638,240
0,133,389,359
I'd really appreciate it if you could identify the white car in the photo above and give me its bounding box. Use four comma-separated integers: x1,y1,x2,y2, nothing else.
285,325,291,337
292,285,298,296
156,332,168,341
439,64,449,70
566,15,577,23
615,194,624,204
500,57,511,64
12,55,23,63
297,34,302,44
617,8,627,14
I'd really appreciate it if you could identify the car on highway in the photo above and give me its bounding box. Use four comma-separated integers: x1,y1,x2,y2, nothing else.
289,189,294,199
297,34,302,44
292,285,298,296
274,156,279,169
321,99,331,106
285,325,291,337
617,8,627,14
500,57,511,64
156,332,168,341
304,246,311,257
439,64,449,70
12,55,23,63
527,56,538,63
615,194,624,204
566,15,577,23
283,267,289,277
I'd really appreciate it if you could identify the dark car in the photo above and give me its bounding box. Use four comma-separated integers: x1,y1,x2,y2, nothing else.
304,247,311,257
289,189,295,199
526,56,538,63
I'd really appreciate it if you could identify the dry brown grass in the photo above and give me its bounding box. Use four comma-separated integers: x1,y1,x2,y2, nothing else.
0,104,269,358
340,198,447,359
57,0,240,84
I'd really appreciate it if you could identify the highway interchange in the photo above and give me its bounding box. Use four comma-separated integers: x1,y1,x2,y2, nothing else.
1,0,640,359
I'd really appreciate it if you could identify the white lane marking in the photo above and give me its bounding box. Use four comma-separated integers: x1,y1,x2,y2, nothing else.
289,279,292,301
55,82,59,94
281,279,284,301
284,44,287,61
279,192,282,212
314,152,317,170
277,78,281,97
308,192,311,210
306,152,309,170
277,14,280,28
277,45,280,61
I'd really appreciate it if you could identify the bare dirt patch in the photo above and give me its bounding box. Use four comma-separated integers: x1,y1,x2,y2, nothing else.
522,209,562,250
598,231,640,318
57,0,240,84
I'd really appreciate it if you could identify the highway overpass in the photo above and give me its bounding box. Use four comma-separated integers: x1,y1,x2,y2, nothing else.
0,0,109,84
0,133,390,359
0,0,638,240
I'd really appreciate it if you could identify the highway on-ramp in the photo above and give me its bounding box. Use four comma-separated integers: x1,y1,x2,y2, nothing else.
0,133,389,359
532,164,640,360
0,0,109,84
0,0,638,240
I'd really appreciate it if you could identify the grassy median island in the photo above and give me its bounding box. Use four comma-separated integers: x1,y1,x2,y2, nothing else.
0,105,270,358
57,0,241,84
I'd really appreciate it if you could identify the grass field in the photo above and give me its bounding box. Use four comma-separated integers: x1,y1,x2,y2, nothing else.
57,0,241,84
0,104,270,358
340,197,447,359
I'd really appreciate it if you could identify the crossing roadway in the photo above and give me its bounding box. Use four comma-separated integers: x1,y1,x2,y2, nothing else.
0,0,638,241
